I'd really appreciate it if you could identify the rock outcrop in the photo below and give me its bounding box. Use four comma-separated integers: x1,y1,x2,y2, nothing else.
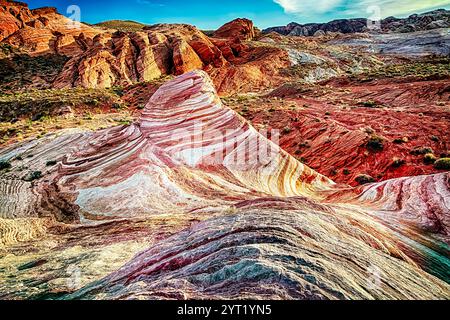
331,28,450,57
52,23,288,94
263,9,450,36
0,1,103,54
0,71,449,299
0,1,32,41
1,5,286,94
213,18,256,40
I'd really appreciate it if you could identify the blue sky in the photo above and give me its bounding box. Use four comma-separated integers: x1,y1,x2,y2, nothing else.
27,0,450,29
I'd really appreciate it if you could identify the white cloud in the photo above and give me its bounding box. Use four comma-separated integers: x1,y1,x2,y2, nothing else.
273,0,450,17
273,0,343,14
351,0,450,18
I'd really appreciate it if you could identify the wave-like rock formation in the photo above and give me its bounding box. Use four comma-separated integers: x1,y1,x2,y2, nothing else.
0,71,449,300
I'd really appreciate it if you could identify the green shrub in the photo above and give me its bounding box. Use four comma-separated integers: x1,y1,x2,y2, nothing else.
23,171,42,182
393,137,408,144
392,158,405,168
366,135,384,151
355,174,376,185
282,126,292,134
423,153,437,164
434,158,450,170
410,146,434,155
46,160,57,166
0,160,11,170
359,100,378,108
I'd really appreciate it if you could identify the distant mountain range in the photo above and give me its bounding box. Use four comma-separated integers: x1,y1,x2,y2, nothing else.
263,9,450,36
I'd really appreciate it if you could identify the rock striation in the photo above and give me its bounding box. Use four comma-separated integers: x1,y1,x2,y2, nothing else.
213,18,256,40
0,1,103,54
0,5,287,94
0,71,449,299
51,23,288,93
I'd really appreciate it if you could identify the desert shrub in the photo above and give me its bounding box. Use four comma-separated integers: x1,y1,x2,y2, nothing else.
282,126,292,134
359,100,378,108
298,141,311,148
0,160,11,170
343,168,351,175
410,146,434,155
392,157,405,168
423,153,437,164
355,174,375,185
23,171,42,182
112,86,124,97
0,88,117,122
393,137,408,144
430,135,439,142
366,135,384,151
434,158,450,170
46,160,57,166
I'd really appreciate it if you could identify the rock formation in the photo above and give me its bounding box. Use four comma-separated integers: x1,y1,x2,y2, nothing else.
0,1,103,55
0,71,449,299
213,18,256,40
0,4,288,94
50,23,288,94
263,9,450,36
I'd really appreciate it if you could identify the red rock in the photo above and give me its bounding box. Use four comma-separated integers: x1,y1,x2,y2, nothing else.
172,39,204,75
0,1,34,41
1,2,104,55
51,22,287,94
1,71,449,300
263,78,450,186
213,18,256,40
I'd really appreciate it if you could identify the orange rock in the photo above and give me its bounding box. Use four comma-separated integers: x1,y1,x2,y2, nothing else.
213,18,256,40
0,1,33,41
1,2,104,55
2,8,288,95
172,39,204,75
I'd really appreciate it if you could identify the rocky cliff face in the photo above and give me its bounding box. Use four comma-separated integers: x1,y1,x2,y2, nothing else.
0,1,33,41
0,1,103,55
0,6,287,94
263,9,450,36
51,23,288,94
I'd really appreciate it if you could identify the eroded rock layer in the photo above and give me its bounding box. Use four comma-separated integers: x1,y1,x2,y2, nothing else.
0,71,449,300
0,4,287,94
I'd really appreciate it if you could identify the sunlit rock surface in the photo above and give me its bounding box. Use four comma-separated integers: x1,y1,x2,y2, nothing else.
0,71,449,300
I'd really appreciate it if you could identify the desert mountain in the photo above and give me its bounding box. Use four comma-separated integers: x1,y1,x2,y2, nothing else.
264,9,450,36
